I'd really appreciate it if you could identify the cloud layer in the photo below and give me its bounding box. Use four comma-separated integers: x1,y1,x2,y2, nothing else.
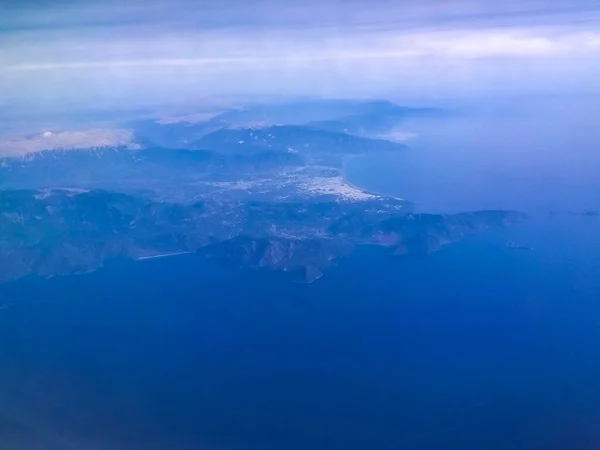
1,0,599,111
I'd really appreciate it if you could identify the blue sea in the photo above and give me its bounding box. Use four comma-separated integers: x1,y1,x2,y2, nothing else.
1,102,600,450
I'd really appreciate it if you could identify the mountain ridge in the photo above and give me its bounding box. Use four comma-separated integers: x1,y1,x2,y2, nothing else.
0,189,525,283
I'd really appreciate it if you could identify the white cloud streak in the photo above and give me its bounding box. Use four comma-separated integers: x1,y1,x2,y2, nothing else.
2,30,600,73
0,0,599,109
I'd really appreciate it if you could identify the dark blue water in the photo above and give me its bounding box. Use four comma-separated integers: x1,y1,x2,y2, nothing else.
2,104,600,449
1,217,600,450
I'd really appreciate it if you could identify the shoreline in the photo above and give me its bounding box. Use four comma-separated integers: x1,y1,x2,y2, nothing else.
137,251,193,261
341,154,405,202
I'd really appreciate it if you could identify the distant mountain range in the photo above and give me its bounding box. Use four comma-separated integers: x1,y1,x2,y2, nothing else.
0,125,406,192
131,99,443,148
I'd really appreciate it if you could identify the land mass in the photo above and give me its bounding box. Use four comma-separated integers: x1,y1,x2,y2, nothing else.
0,99,523,282
0,188,524,283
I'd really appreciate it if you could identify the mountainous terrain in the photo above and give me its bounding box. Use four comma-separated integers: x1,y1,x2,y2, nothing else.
0,99,522,282
130,99,443,148
0,188,524,283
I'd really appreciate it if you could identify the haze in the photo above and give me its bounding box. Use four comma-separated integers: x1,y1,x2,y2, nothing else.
1,0,600,114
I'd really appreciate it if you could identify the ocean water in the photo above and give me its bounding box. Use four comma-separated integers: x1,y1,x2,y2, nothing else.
1,217,600,450
2,102,600,450
346,98,600,214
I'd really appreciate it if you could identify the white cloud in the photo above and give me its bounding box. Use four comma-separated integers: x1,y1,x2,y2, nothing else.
0,129,138,156
1,1,599,108
422,33,557,57
582,32,600,48
2,28,600,74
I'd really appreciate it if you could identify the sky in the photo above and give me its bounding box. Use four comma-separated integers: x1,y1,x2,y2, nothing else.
1,0,600,113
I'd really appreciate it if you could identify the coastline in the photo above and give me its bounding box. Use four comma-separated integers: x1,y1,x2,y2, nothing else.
341,154,405,202
137,251,193,261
